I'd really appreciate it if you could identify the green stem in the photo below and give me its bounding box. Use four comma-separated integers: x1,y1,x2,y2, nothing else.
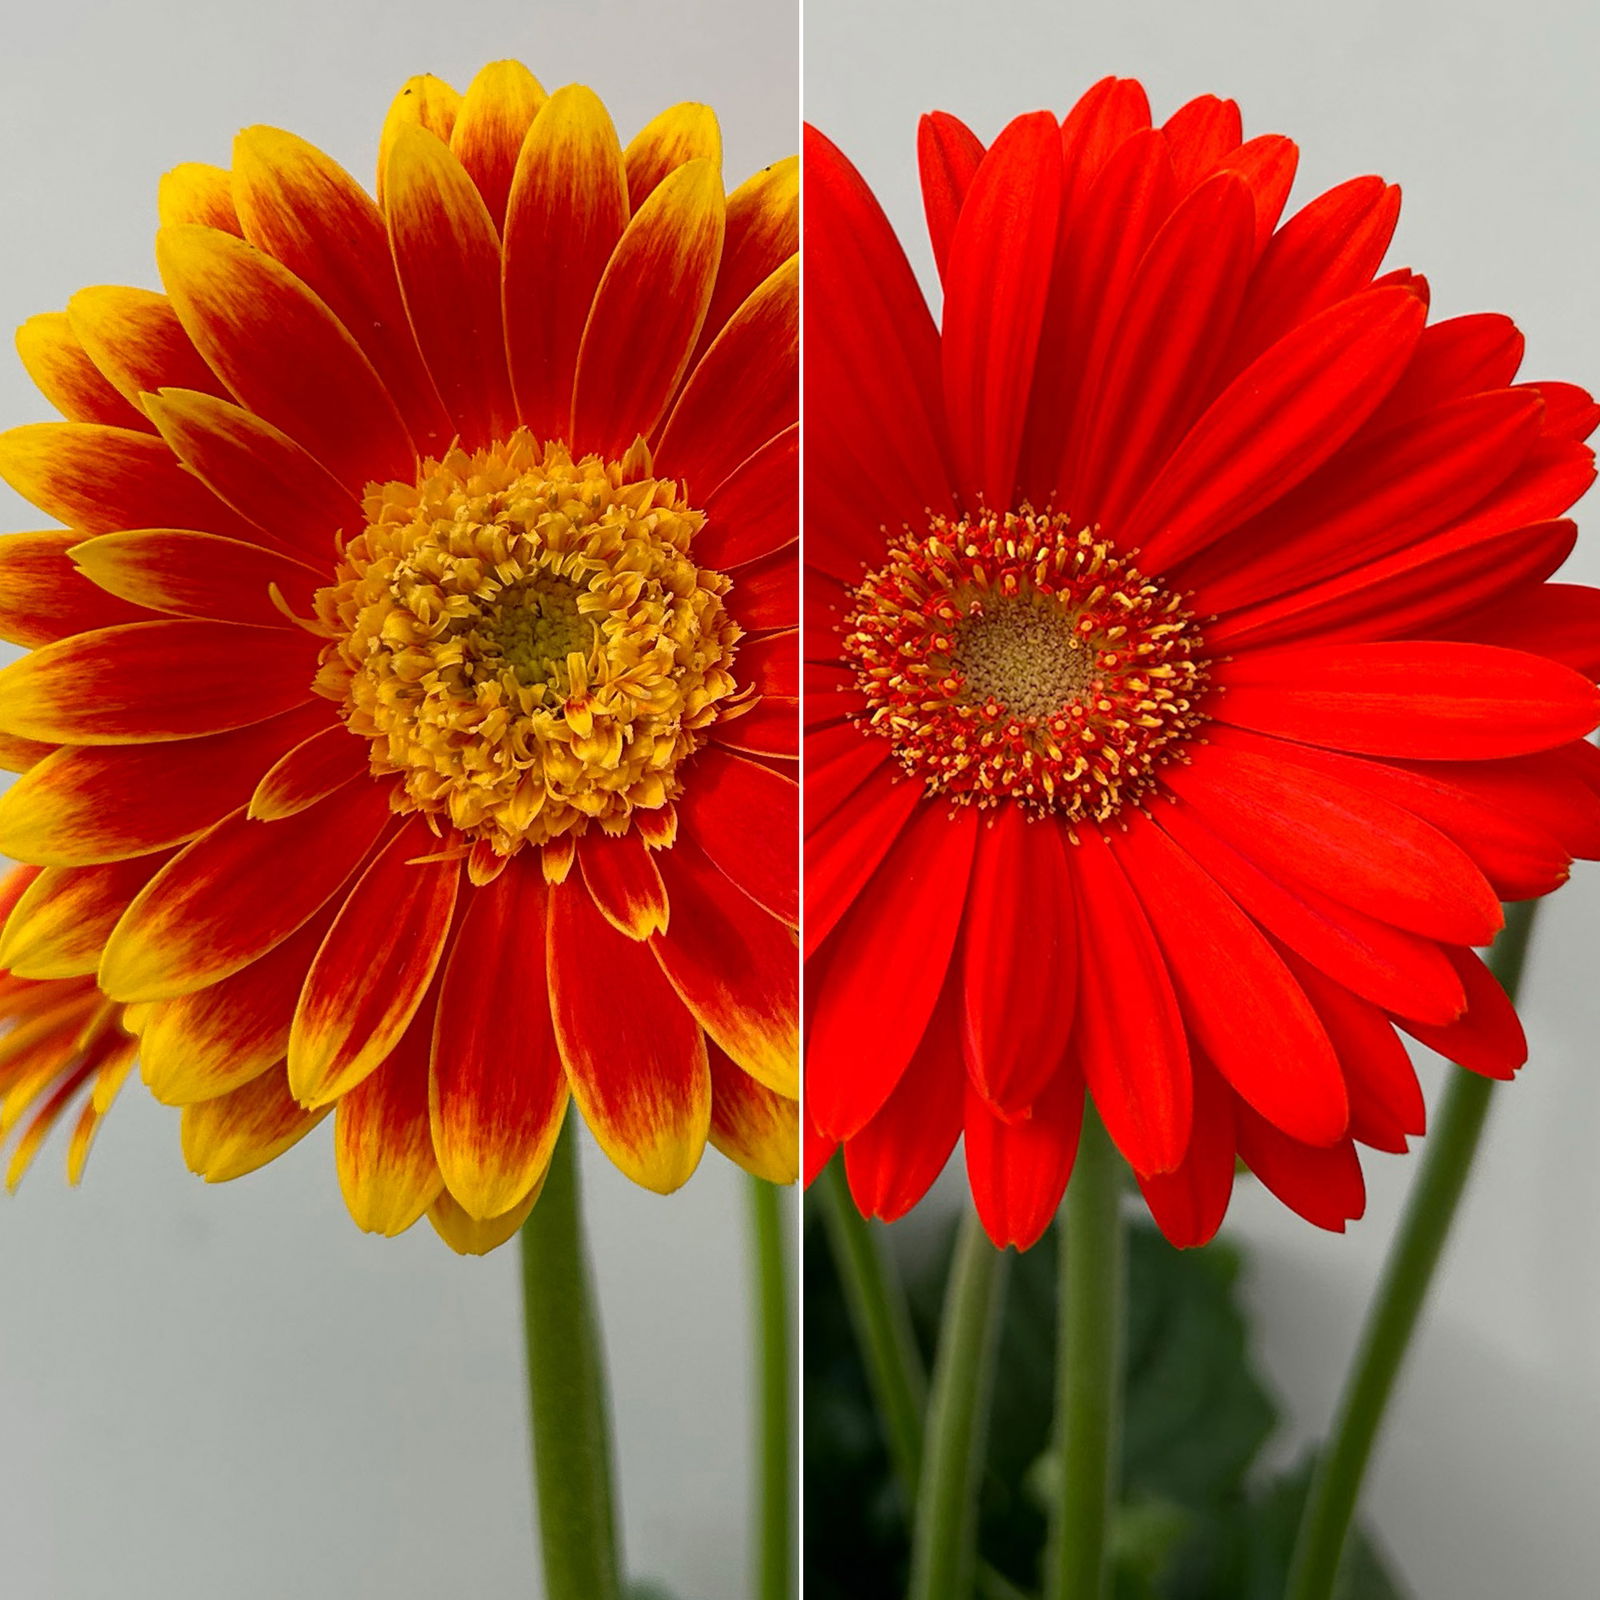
818,1158,928,1497
519,1120,623,1600
908,1210,1009,1600
1284,899,1540,1600
1045,1106,1127,1600
748,1176,793,1600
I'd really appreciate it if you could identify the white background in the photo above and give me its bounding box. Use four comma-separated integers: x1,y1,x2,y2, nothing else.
0,4,796,1598
804,1,1600,1595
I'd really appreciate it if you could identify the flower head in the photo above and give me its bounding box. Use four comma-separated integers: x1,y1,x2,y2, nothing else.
804,82,1600,1250
0,60,798,1250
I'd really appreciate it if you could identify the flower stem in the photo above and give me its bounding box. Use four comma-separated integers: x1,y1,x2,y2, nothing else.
1284,898,1540,1600
908,1209,1009,1600
817,1157,928,1496
1045,1106,1126,1600
519,1119,623,1600
748,1176,793,1600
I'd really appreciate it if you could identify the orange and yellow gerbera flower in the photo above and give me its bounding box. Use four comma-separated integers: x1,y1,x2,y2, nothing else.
0,59,798,1251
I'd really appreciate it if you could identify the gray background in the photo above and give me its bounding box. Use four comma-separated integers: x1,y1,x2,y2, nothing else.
805,1,1600,1596
0,4,795,1598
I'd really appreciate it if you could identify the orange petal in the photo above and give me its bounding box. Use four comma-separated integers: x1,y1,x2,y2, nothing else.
0,853,173,979
288,821,461,1106
143,387,361,563
67,286,230,415
16,312,147,430
0,421,260,540
430,857,567,1219
695,422,796,570
137,904,335,1104
650,839,796,1098
233,126,451,454
658,254,796,500
335,1000,445,1236
693,155,798,367
377,75,462,203
0,529,154,647
385,125,516,448
157,163,242,234
678,747,797,924
249,724,369,819
708,1041,797,1184
66,1039,139,1184
502,84,629,439
449,60,548,227
181,1064,330,1182
99,782,396,1002
155,224,415,492
70,530,322,628
0,619,318,744
548,874,710,1192
0,731,54,773
623,102,722,212
579,829,669,939
572,158,725,457
427,1181,541,1256
0,702,328,864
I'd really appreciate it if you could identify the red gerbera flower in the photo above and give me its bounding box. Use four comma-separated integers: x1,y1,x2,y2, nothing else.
804,80,1600,1250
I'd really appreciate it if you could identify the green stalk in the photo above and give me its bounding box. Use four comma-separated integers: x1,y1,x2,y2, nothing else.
1284,899,1540,1600
519,1120,623,1600
908,1210,1009,1600
817,1158,928,1496
748,1176,794,1600
1045,1106,1126,1600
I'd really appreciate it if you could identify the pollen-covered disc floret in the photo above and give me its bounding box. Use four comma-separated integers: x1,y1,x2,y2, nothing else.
842,509,1208,821
316,430,748,853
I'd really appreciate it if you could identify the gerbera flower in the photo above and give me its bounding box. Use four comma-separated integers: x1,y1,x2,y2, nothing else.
0,59,798,1252
804,81,1600,1251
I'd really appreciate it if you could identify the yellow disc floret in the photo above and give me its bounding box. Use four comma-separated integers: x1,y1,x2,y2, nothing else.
316,430,747,854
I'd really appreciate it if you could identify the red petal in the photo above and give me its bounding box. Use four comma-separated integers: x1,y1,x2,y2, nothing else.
677,747,796,925
0,529,154,647
448,60,547,228
1235,1103,1366,1232
1136,1061,1236,1249
805,801,977,1140
964,1069,1085,1252
804,765,922,957
1396,946,1526,1080
917,112,984,284
696,424,796,571
579,829,669,940
548,874,710,1192
430,857,567,1217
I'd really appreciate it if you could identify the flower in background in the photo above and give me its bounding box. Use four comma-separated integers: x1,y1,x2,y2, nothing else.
0,59,798,1250
805,80,1600,1250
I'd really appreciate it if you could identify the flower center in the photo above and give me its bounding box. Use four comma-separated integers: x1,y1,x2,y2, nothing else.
842,509,1208,823
315,431,747,854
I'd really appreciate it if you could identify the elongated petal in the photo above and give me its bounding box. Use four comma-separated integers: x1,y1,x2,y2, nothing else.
0,422,257,540
694,155,798,367
677,747,796,925
917,112,984,284
573,159,725,457
429,858,567,1218
67,285,228,415
70,530,321,628
696,423,796,571
233,125,448,451
16,312,146,429
142,387,360,563
428,1183,541,1256
657,254,796,500
1211,641,1600,760
1136,1062,1236,1249
651,840,796,1096
806,801,977,1140
0,703,327,864
961,807,1077,1114
579,830,669,939
156,224,414,491
0,530,153,647
385,125,516,448
709,1042,797,1185
377,75,461,202
181,1065,329,1182
449,59,547,226
289,822,461,1107
248,725,368,821
336,1001,445,1236
548,875,710,1192
158,162,242,233
804,767,923,958
964,1070,1085,1252
99,783,395,1001
623,102,721,211
138,906,335,1104
0,853,172,979
503,85,629,438
0,620,316,745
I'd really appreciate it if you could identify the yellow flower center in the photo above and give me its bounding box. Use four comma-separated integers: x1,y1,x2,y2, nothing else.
315,431,747,854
